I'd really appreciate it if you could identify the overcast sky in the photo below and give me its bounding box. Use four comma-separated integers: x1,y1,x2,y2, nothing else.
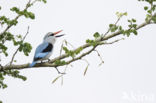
0,0,156,103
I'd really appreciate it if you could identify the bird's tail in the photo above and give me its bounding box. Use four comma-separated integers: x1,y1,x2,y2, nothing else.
29,61,37,67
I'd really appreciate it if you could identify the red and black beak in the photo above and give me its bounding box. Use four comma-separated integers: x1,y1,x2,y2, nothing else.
53,30,65,38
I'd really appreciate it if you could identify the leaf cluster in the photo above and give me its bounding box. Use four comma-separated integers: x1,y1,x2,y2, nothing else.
10,7,35,19
19,42,32,56
54,60,66,66
0,16,18,26
139,0,156,22
0,0,46,95
63,46,83,58
86,32,101,46
123,19,138,36
0,69,26,89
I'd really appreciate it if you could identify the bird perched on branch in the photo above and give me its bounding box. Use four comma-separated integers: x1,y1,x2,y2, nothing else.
29,30,64,67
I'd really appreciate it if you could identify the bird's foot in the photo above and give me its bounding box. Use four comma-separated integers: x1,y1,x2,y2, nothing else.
48,59,51,63
40,60,45,63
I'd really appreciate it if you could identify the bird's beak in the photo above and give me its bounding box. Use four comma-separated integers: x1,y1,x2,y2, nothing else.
53,30,63,35
53,30,65,38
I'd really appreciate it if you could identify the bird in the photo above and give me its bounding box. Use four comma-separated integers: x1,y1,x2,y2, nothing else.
29,30,64,67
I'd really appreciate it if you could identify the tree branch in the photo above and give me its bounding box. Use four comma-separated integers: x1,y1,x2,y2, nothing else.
0,1,31,35
0,12,155,71
0,0,40,36
103,12,123,37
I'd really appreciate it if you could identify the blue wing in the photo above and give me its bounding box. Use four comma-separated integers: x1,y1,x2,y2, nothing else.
33,42,53,61
29,42,53,67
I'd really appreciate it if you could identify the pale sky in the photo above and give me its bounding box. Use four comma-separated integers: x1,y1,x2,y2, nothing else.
0,0,156,103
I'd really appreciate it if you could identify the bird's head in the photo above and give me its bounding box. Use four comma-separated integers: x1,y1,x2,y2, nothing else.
43,30,64,44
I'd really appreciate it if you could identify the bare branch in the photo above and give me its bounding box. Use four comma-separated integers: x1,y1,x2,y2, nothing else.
54,67,66,74
81,59,90,76
94,50,104,66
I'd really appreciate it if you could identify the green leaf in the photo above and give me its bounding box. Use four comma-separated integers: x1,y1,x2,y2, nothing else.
116,12,127,17
109,24,114,28
147,10,152,14
22,42,32,56
93,32,100,38
110,25,118,32
63,47,69,53
144,6,148,10
5,32,14,41
54,60,66,65
10,20,18,25
145,14,152,22
75,47,83,54
28,12,35,19
123,12,128,16
0,73,4,80
133,30,138,35
0,43,8,56
152,5,156,11
86,39,97,46
119,26,122,30
42,0,47,3
10,7,20,13
132,19,136,22
133,24,137,28
63,46,78,57
7,70,27,81
19,44,23,51
152,16,156,23
128,20,131,22
86,39,90,43
0,79,8,89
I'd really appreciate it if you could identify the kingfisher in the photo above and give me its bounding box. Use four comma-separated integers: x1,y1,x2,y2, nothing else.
29,30,64,67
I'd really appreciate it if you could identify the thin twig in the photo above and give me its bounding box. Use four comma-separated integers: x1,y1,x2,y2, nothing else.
9,26,30,65
30,0,40,6
61,65,68,85
55,67,66,74
59,40,75,57
59,40,65,56
81,59,90,76
102,15,122,38
65,40,75,49
65,46,97,65
94,50,104,66
104,38,124,45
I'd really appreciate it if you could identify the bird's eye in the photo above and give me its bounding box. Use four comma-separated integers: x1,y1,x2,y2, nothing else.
50,34,54,36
